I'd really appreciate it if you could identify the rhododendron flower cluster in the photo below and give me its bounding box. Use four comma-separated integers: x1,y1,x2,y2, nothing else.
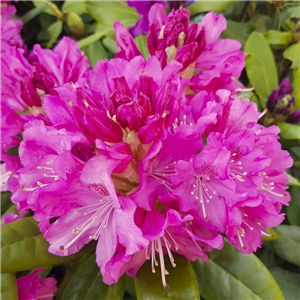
1,3,292,290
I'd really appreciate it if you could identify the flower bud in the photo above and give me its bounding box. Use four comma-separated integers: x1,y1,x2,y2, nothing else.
286,110,300,124
65,11,85,36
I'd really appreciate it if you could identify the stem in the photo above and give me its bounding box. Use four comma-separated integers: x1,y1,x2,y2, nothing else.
237,1,250,22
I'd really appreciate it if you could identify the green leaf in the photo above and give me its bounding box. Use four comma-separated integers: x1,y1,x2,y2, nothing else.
269,266,300,300
264,30,293,45
21,5,47,25
46,20,63,48
222,21,252,49
192,241,284,300
278,122,300,141
287,186,300,226
287,174,300,186
84,1,139,28
61,253,125,300
134,253,200,300
83,40,109,67
186,1,235,15
134,35,150,59
245,32,278,106
61,0,86,15
283,43,300,69
271,225,300,267
1,192,13,214
32,0,56,16
77,25,112,49
1,217,95,273
1,273,17,300
292,67,300,109
102,37,118,53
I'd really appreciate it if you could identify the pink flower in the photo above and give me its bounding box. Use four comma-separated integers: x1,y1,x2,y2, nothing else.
114,5,245,93
1,4,23,52
16,269,57,300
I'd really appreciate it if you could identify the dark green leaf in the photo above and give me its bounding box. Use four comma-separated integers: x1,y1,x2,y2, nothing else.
1,217,95,273
222,21,252,49
278,123,300,141
46,20,63,48
245,32,278,105
135,35,150,59
125,274,136,297
1,192,13,214
287,186,300,226
192,241,284,300
134,253,200,300
264,30,293,45
186,1,234,16
292,67,300,109
269,266,300,300
271,225,300,267
1,273,17,300
84,1,139,28
283,43,300,69
61,253,125,300
21,5,47,25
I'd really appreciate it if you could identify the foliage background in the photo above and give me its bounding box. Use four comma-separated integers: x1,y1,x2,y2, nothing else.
2,1,300,299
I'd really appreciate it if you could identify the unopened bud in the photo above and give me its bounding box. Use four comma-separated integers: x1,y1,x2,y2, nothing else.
65,11,85,36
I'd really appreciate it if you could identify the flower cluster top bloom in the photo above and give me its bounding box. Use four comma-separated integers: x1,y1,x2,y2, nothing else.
1,3,292,289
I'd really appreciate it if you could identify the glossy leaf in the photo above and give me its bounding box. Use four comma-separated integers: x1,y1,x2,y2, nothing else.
264,30,293,45
84,1,139,28
245,32,278,105
46,20,63,48
61,253,125,300
1,273,18,300
292,67,300,109
187,1,235,15
33,0,63,19
269,266,300,300
271,225,300,267
134,253,200,300
192,241,284,300
287,186,300,227
278,123,300,141
222,21,252,49
21,5,47,25
1,217,95,273
283,43,300,69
